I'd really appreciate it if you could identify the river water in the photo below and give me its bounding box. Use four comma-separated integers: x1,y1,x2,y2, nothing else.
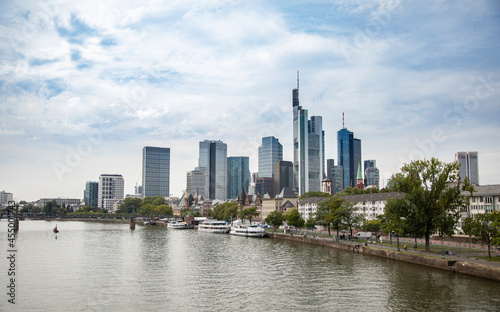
0,220,499,311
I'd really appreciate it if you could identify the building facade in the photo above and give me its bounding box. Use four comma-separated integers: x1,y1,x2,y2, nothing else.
455,152,479,185
187,169,206,198
338,128,361,189
36,198,81,208
0,191,13,206
261,187,298,221
326,159,343,194
292,74,324,195
255,177,274,198
142,146,170,197
98,174,124,211
84,181,99,207
258,136,283,178
273,160,293,196
227,156,250,199
457,184,500,233
198,140,227,200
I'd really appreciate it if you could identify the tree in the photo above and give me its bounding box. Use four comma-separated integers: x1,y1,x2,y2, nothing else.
305,218,316,230
265,211,284,229
284,208,304,230
44,200,58,215
239,207,259,225
463,212,499,259
57,207,67,216
315,197,345,239
31,207,42,214
337,201,363,240
118,197,142,213
363,219,382,238
340,187,365,195
210,202,239,221
298,191,331,200
386,158,474,252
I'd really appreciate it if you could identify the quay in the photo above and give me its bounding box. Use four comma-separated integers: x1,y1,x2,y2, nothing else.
268,232,500,282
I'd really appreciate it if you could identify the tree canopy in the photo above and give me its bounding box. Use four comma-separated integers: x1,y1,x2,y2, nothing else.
298,191,331,200
284,207,304,229
385,158,473,251
315,197,345,238
209,202,239,221
239,207,259,224
265,210,284,229
463,211,499,259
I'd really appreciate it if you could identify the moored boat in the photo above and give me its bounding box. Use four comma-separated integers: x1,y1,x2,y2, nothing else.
197,220,230,233
167,220,194,229
230,224,266,237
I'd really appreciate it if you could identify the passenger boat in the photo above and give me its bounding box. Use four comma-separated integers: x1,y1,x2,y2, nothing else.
230,224,266,237
197,220,231,233
143,219,157,225
167,220,194,229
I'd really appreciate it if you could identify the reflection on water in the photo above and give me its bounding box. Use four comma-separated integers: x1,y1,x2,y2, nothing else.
0,220,499,311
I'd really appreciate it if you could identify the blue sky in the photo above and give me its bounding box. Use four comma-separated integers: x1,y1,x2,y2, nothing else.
1,0,499,201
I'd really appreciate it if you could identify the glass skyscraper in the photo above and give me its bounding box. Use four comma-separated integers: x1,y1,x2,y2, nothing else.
142,146,170,197
198,140,227,200
273,160,293,196
84,181,98,208
455,152,479,185
292,73,324,195
258,136,283,178
98,174,124,211
227,156,250,199
338,128,361,189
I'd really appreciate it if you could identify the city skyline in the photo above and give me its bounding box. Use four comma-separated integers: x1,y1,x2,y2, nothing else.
1,1,499,201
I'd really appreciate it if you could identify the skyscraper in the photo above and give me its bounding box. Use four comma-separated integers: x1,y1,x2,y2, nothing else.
455,152,479,185
84,181,98,208
142,146,170,197
364,160,379,189
338,127,362,189
258,136,283,178
326,159,343,194
187,169,206,198
98,174,124,211
198,140,227,200
292,72,324,195
273,160,293,196
227,156,250,199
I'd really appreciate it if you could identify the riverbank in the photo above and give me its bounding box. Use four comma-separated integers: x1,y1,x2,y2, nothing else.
268,232,500,282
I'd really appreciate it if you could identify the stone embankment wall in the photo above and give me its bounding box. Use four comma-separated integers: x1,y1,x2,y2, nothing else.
268,233,500,282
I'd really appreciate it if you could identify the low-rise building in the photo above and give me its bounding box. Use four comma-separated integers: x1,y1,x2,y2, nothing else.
457,184,500,233
261,187,297,221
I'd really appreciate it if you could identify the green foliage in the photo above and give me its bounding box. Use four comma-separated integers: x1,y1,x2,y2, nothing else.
44,200,58,215
315,197,345,237
75,206,99,213
362,219,382,233
337,201,363,239
265,210,284,229
118,197,142,213
339,187,366,195
463,212,500,258
239,207,259,224
386,158,474,251
31,207,42,214
298,191,331,200
284,208,304,229
305,218,316,230
210,202,239,221
57,207,67,215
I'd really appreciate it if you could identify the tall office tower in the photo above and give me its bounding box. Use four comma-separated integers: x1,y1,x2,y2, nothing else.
134,184,143,196
0,191,13,205
142,146,170,197
98,174,124,211
364,160,379,189
273,161,294,196
338,127,362,189
326,159,344,194
292,72,324,195
455,152,479,185
187,169,206,198
258,136,283,178
227,157,250,199
255,177,274,198
84,181,99,208
198,140,227,200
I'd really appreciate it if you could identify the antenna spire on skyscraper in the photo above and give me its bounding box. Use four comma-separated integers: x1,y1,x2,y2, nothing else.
343,112,344,129
297,70,299,100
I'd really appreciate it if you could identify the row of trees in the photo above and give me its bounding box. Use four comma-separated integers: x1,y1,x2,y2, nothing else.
117,196,173,216
208,202,260,224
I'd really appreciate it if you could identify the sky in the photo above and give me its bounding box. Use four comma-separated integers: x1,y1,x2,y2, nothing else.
1,0,500,202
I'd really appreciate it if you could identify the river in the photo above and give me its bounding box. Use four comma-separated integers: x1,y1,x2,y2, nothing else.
0,220,499,311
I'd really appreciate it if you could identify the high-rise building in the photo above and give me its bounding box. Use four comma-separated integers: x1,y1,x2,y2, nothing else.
198,140,227,200
455,152,479,185
255,177,274,198
258,136,283,178
98,174,124,211
364,160,379,189
142,146,170,197
292,72,324,195
326,159,343,194
273,161,293,196
0,191,13,206
338,127,362,189
84,181,98,208
227,157,250,200
187,169,206,198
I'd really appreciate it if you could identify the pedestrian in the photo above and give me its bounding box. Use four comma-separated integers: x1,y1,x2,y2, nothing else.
404,244,407,251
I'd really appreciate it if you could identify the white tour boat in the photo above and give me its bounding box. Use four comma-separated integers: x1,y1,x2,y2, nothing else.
230,224,266,237
197,220,231,233
167,220,194,229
